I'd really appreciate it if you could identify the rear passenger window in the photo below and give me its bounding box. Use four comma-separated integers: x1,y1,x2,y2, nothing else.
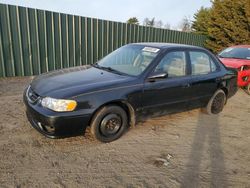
190,51,217,75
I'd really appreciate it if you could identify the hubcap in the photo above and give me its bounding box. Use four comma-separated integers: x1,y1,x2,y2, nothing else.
100,114,122,137
211,93,225,114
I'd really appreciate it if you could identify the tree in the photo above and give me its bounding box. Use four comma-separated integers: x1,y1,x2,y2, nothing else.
207,0,250,52
179,16,192,32
155,20,163,28
192,7,210,35
143,17,155,27
193,0,250,52
142,18,170,29
164,23,171,29
126,17,139,25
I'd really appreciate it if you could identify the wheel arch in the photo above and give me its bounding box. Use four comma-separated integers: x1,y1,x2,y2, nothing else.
216,86,228,105
89,100,136,128
217,81,229,97
219,86,228,97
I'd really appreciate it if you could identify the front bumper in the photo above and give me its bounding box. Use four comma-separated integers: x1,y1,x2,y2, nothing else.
23,89,91,138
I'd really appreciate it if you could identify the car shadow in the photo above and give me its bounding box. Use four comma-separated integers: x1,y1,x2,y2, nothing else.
180,112,228,187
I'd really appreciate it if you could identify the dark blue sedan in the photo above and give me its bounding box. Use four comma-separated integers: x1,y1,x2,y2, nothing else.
24,43,238,142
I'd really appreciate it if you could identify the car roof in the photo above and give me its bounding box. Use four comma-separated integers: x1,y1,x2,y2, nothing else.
130,42,204,50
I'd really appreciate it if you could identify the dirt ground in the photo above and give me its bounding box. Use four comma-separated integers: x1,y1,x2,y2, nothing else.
0,77,250,188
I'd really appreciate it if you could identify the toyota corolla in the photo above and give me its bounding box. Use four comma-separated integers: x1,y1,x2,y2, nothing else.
24,43,238,142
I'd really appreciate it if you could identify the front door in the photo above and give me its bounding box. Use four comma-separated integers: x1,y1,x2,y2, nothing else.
141,50,193,117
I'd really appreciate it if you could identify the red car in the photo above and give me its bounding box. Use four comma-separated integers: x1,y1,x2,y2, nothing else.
219,45,250,94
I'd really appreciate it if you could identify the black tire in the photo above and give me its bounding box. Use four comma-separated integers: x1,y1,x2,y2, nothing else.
203,89,226,115
245,83,250,95
90,105,128,142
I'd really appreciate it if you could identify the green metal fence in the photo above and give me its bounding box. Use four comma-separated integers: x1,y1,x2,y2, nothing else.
0,3,207,77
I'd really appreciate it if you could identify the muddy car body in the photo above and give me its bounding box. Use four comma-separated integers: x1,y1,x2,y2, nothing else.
24,43,238,142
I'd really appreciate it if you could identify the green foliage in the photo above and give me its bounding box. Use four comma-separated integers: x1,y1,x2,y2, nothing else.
192,0,250,52
126,17,139,25
192,7,210,35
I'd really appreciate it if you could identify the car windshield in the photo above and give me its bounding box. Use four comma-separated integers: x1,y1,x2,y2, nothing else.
95,45,160,76
219,47,250,60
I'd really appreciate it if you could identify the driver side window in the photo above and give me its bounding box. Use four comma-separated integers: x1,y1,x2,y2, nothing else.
154,51,187,77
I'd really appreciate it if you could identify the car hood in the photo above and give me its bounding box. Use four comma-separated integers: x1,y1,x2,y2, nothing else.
31,65,133,98
219,57,250,69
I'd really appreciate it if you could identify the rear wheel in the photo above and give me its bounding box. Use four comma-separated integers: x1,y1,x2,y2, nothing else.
203,89,226,115
90,105,128,142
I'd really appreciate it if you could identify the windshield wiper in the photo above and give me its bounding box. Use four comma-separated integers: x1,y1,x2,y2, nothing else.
91,64,127,76
91,63,101,69
102,66,128,76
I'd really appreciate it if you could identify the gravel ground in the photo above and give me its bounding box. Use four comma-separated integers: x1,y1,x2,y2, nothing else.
0,77,250,188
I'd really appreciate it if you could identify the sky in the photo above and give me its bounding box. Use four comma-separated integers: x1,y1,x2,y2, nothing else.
0,0,212,28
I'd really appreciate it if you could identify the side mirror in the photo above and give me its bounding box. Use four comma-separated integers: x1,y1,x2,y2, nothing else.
148,72,168,82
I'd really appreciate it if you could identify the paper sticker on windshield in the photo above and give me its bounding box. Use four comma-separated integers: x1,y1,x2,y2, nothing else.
142,47,160,53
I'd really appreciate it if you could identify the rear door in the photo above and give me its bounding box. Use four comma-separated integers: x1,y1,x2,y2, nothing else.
187,50,221,109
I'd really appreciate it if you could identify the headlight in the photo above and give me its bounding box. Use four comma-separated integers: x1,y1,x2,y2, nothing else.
41,97,77,112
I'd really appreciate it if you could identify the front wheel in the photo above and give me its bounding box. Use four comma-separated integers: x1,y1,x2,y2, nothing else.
90,105,128,142
203,89,226,115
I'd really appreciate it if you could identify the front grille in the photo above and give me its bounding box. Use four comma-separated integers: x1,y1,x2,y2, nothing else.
26,86,40,103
